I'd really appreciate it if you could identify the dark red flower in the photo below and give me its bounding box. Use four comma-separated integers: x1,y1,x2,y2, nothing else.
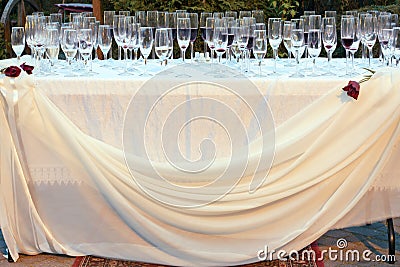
342,80,360,100
20,63,34,75
4,66,22,78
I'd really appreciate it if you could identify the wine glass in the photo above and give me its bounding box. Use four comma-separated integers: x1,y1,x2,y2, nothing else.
213,18,228,63
307,15,322,76
177,18,191,63
290,18,305,78
11,27,25,63
200,12,212,54
165,28,174,64
98,25,112,65
189,13,198,62
322,17,337,75
253,30,267,76
341,16,355,75
45,28,59,71
155,28,170,65
283,21,293,65
268,18,282,74
61,29,78,76
300,15,310,59
78,28,93,75
139,27,154,76
360,15,377,67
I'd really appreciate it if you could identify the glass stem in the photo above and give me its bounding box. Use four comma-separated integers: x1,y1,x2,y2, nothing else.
368,48,372,67
273,49,277,73
124,49,128,72
190,42,194,62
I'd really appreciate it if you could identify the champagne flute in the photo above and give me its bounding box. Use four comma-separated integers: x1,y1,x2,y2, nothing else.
307,15,321,76
341,16,355,75
166,28,174,63
205,17,215,62
253,29,267,76
213,18,228,64
167,12,177,59
113,15,124,63
200,12,212,54
155,28,170,65
322,17,337,75
45,28,59,71
349,16,361,73
378,14,392,66
189,13,198,62
268,18,282,74
360,15,377,67
119,11,130,16
239,11,252,19
103,11,115,60
25,15,35,58
139,27,154,76
61,29,78,76
118,17,132,75
283,21,293,66
392,27,400,66
177,18,191,63
98,25,112,66
11,27,25,63
157,11,169,29
78,28,93,75
147,11,158,59
225,11,237,20
290,18,305,78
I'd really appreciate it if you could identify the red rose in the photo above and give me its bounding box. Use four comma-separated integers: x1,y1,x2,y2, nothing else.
4,66,22,78
342,80,360,100
20,63,34,75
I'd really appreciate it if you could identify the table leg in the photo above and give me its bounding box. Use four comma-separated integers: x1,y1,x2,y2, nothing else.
387,218,395,264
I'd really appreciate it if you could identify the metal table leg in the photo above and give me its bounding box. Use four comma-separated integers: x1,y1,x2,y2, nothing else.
387,218,395,264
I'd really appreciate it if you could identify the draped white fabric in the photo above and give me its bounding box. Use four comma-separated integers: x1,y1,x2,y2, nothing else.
0,62,400,266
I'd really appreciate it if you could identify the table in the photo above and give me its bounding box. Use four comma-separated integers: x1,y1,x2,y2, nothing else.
0,57,400,266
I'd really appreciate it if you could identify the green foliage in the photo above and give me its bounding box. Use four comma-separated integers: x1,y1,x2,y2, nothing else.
0,24,8,60
266,0,300,20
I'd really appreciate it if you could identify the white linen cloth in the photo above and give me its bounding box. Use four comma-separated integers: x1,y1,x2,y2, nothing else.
0,61,400,266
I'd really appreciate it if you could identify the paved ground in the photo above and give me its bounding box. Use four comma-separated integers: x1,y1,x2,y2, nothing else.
0,218,399,266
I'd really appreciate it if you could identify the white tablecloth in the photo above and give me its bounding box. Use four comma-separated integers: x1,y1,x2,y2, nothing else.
0,58,399,266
